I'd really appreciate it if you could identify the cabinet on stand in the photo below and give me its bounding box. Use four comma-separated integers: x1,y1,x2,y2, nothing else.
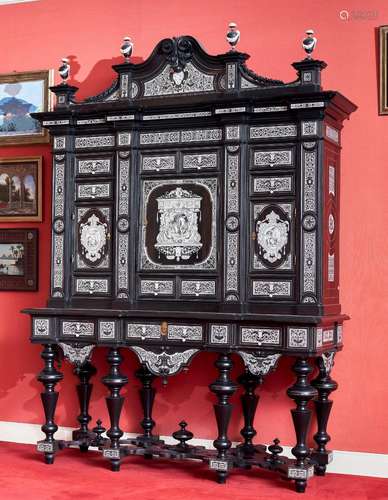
25,31,356,493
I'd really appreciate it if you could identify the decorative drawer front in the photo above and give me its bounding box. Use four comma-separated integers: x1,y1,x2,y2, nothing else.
251,175,294,195
210,324,230,344
182,152,218,171
251,149,294,169
141,155,176,172
127,323,161,341
33,318,51,338
76,158,112,177
74,277,110,296
98,320,117,341
75,135,115,149
61,321,95,338
167,324,203,342
76,182,112,200
249,124,297,140
139,279,175,297
240,327,282,346
251,279,293,299
180,280,216,297
287,327,309,349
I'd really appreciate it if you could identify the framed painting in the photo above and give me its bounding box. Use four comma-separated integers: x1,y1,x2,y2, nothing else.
0,228,38,291
379,26,388,114
0,156,42,221
0,69,53,144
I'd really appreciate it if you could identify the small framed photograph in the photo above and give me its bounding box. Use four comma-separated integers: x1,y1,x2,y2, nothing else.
0,228,38,291
0,69,53,145
379,26,388,114
0,156,42,221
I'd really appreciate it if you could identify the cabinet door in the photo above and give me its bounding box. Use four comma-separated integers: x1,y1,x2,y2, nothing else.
137,146,220,301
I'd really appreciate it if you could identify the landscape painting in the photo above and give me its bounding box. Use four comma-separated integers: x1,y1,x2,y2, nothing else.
0,156,42,221
0,229,38,291
0,243,24,276
0,70,52,145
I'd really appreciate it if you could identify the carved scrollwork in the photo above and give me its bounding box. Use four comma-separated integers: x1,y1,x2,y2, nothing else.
59,343,94,366
130,346,199,376
161,37,193,71
238,352,282,376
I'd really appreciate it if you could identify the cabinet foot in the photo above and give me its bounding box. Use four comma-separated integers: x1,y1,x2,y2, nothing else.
102,348,128,470
287,357,317,493
311,353,337,476
209,353,237,483
37,344,63,465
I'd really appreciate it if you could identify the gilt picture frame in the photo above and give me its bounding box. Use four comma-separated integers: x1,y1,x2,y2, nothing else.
0,156,42,221
379,26,388,115
0,228,38,291
0,69,53,145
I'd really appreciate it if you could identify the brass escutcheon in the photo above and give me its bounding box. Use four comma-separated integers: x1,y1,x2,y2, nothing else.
160,321,168,335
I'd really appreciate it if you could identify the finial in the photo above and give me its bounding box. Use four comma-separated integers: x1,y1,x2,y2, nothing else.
172,420,194,451
226,22,240,51
120,36,133,62
302,29,317,59
58,58,70,84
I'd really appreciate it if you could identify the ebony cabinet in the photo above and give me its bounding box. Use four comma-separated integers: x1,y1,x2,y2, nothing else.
25,34,356,492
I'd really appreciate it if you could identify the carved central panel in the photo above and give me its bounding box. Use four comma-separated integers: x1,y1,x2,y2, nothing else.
140,178,217,270
143,62,215,97
254,204,292,269
77,208,110,268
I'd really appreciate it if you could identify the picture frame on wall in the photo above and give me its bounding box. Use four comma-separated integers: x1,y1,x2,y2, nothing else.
379,26,388,115
0,228,38,291
0,69,53,145
0,156,42,221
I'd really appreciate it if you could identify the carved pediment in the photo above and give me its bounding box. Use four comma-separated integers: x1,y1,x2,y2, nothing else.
82,35,288,104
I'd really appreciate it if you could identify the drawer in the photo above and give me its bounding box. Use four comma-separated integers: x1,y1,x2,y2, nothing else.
240,327,282,347
73,277,111,296
139,279,175,297
76,157,112,177
75,135,115,149
251,148,295,169
61,320,95,338
141,154,176,172
182,152,218,171
167,324,203,342
251,174,294,196
250,279,293,300
180,280,216,297
98,320,118,341
32,318,52,338
76,182,112,201
127,323,162,341
249,124,297,141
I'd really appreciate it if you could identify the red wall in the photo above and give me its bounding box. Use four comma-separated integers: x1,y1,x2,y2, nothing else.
0,0,387,454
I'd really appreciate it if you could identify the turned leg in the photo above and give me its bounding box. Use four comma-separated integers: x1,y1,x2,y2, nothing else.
73,361,97,451
102,348,128,471
37,344,63,464
135,366,156,444
311,353,338,475
209,353,238,484
237,369,262,456
287,357,318,493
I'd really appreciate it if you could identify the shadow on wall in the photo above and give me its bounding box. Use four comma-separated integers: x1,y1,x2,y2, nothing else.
65,55,145,100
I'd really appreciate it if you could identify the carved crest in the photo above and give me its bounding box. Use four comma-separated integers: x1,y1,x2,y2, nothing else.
79,210,108,265
161,37,193,72
256,208,290,266
155,187,202,262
